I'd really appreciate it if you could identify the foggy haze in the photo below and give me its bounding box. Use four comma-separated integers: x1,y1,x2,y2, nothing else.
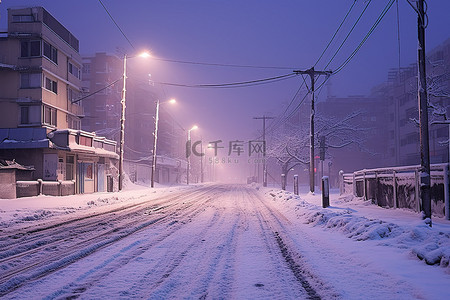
1,0,449,183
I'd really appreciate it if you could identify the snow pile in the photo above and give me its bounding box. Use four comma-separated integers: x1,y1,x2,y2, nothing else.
264,188,450,269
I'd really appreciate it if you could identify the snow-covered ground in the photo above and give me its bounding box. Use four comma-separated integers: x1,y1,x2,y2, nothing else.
0,182,449,299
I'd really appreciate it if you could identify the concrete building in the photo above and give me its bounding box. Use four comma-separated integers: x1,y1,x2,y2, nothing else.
384,38,450,166
0,7,118,195
81,52,186,185
316,95,390,176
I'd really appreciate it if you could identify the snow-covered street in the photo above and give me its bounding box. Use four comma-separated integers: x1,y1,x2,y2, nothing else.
0,184,449,299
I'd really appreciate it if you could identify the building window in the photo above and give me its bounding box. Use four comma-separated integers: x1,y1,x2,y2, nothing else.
68,115,81,130
19,105,41,125
68,88,81,103
43,41,58,64
85,163,93,180
68,62,81,79
79,135,93,147
83,63,91,75
45,77,58,94
12,15,35,22
20,73,41,88
20,107,29,124
43,105,57,126
21,40,41,57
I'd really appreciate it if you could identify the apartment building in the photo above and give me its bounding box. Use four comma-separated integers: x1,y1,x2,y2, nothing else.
384,38,450,166
0,7,118,195
81,52,186,185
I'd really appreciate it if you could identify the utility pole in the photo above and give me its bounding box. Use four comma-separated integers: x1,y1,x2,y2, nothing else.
254,115,274,187
151,100,160,188
417,0,431,225
200,138,204,183
294,68,332,193
118,54,127,191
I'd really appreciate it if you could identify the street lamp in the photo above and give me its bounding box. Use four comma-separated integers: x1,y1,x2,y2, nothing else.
187,125,198,185
118,51,150,191
151,98,176,188
207,143,215,182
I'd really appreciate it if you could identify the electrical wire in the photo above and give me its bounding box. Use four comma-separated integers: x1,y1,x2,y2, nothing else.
262,1,359,137
333,0,396,74
98,0,135,50
155,73,297,89
71,78,122,104
314,0,357,67
153,57,299,70
97,1,306,71
324,0,372,70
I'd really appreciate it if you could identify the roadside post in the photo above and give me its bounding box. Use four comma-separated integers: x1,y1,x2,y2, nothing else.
294,175,299,195
322,176,329,208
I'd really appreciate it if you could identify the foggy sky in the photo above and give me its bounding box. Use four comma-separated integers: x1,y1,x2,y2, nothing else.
1,0,450,145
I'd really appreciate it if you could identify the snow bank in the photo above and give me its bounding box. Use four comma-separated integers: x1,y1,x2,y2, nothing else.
263,188,450,269
0,182,191,229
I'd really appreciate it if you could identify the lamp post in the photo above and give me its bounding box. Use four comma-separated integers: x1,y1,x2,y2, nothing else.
151,98,176,188
118,52,150,191
187,125,198,185
200,138,204,183
118,54,127,191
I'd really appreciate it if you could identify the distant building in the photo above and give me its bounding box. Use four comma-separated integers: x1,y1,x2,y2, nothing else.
383,38,450,166
317,95,390,175
81,53,186,185
0,7,118,195
317,39,450,174
81,52,122,140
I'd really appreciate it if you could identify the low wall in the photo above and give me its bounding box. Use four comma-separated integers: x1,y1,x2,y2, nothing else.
16,180,75,198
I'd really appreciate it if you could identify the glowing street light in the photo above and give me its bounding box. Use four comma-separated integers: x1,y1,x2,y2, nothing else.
151,98,176,188
187,125,198,185
118,51,150,191
139,51,151,58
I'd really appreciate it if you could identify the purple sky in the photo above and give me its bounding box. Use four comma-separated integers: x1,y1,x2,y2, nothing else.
1,0,450,144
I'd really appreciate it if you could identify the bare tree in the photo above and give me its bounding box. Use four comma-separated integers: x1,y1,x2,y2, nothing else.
266,111,369,189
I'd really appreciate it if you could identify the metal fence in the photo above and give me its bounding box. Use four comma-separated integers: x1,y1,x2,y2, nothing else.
340,163,450,220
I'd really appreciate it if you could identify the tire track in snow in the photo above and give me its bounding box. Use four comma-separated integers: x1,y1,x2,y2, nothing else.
0,186,214,257
245,187,340,299
0,186,223,297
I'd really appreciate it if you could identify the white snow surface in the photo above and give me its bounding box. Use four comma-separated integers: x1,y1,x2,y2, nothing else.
0,182,448,299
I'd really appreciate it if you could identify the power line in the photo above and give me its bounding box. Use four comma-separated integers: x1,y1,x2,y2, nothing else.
324,0,372,70
333,0,396,74
98,0,135,50
72,78,121,104
153,57,300,70
98,1,305,71
263,1,361,135
314,0,357,67
156,73,297,89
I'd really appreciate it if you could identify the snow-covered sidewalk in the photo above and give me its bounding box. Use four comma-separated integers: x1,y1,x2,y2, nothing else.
261,186,450,269
0,182,196,230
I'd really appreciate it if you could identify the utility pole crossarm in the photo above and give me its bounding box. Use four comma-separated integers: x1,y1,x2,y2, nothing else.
293,68,332,77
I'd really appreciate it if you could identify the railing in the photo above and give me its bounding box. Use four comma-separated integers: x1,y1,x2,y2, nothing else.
340,164,449,220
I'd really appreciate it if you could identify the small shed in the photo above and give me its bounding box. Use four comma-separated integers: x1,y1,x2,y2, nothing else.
0,159,34,199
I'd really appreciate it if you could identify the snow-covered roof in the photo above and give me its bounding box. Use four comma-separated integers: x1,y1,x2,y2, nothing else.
0,128,50,149
0,159,34,171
